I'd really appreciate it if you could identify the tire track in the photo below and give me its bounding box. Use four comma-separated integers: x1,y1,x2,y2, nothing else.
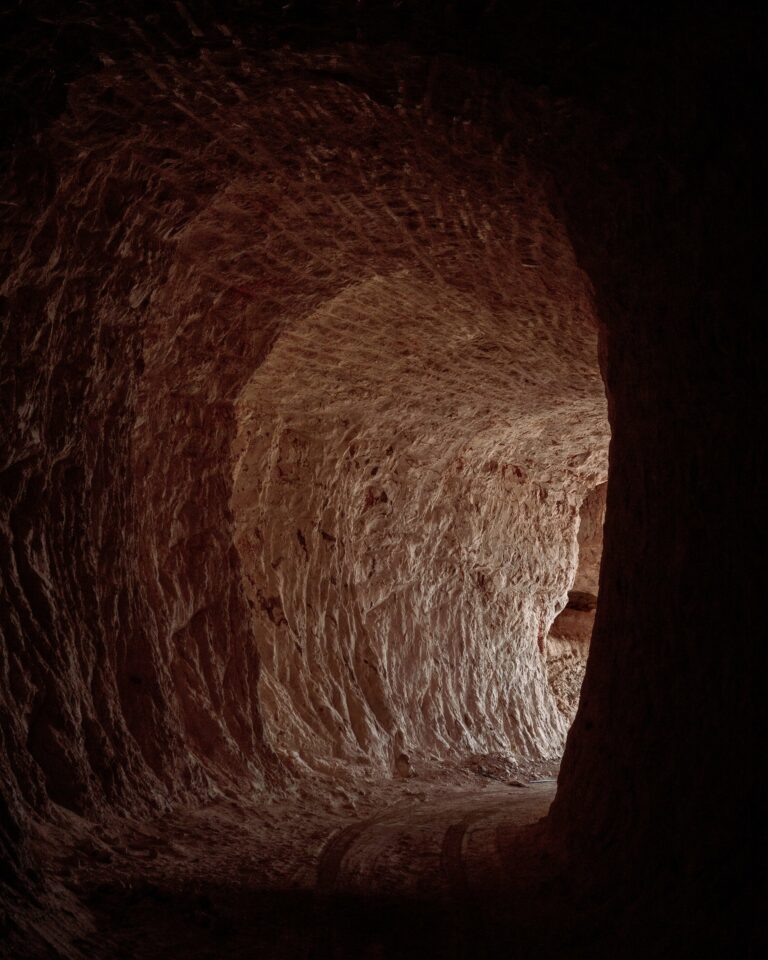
315,785,553,897
315,816,382,892
440,802,513,897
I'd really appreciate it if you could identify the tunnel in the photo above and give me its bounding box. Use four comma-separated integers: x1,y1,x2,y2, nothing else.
0,3,761,958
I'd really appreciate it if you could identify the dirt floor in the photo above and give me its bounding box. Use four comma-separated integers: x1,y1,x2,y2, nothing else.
27,759,568,959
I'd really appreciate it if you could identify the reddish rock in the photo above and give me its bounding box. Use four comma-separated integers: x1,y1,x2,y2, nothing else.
0,4,759,957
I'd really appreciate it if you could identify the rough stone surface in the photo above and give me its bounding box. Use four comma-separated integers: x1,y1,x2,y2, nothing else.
1,37,608,829
232,243,607,772
545,483,605,722
0,29,609,952
0,3,761,957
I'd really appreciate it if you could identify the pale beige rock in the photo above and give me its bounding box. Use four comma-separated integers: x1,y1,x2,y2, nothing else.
229,243,608,773
545,483,606,722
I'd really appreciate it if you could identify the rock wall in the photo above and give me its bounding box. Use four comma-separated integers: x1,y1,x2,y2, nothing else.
1,30,608,851
232,266,607,772
1,3,760,953
545,483,605,723
569,482,605,598
542,15,761,940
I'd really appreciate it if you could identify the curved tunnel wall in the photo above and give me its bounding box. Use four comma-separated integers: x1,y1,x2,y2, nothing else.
0,6,760,950
1,46,608,829
232,268,606,771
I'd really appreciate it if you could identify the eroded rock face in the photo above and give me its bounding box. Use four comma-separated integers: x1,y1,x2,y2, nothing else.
546,483,606,722
2,4,759,955
232,267,607,771
1,37,607,841
0,41,611,950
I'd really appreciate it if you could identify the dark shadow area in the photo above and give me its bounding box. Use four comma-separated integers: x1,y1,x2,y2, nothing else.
74,869,758,960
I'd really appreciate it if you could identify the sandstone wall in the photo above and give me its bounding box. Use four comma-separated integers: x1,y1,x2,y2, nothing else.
542,21,761,928
545,482,605,722
2,5,759,953
232,267,607,772
1,38,608,845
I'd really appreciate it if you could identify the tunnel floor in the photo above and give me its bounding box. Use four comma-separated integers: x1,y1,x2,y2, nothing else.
31,765,580,959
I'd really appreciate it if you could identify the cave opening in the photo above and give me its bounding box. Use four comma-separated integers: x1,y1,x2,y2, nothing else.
1,4,759,959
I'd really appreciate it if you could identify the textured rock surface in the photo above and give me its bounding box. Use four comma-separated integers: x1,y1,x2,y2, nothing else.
0,3,761,957
0,26,608,951
1,35,608,833
28,775,561,959
232,238,607,772
546,483,605,722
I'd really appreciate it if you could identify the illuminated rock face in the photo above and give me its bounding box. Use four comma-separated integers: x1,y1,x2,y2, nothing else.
232,268,607,770
546,483,606,723
0,45,608,831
